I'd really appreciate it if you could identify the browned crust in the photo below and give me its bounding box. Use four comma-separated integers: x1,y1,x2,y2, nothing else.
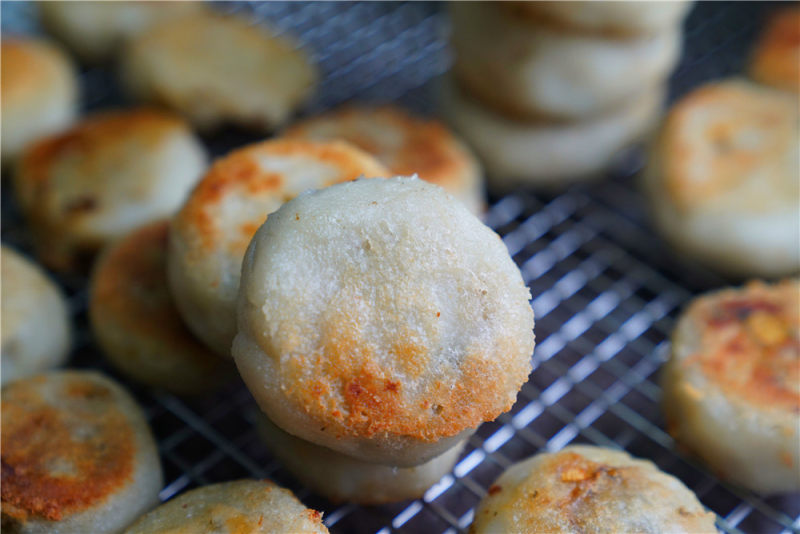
281,323,530,441
1,374,135,522
282,106,478,191
749,8,800,92
683,279,800,412
173,139,389,256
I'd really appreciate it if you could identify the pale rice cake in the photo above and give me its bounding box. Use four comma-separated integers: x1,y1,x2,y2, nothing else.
257,412,465,505
38,0,204,63
1,246,71,386
1,37,77,164
449,1,680,120
121,11,318,131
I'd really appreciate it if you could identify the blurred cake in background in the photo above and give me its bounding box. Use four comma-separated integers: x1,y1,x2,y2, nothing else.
283,105,485,214
444,1,690,189
643,80,799,278
1,37,77,165
121,11,318,132
38,0,204,63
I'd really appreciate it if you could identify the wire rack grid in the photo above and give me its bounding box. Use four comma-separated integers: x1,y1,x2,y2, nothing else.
1,2,798,533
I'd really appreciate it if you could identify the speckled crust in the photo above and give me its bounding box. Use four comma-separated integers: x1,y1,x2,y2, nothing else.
1,247,71,386
749,8,800,93
256,413,466,504
448,2,681,121
642,79,799,278
168,139,389,357
283,106,485,214
123,479,328,534
1,371,163,534
470,445,717,534
233,177,535,466
662,280,800,494
89,221,234,395
441,77,662,189
500,1,692,37
1,38,77,164
121,11,318,131
38,1,204,63
13,109,207,272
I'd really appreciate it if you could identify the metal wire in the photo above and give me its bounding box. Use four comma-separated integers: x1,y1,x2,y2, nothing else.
2,2,798,533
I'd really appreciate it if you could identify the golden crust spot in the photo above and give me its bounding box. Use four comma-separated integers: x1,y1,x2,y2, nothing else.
750,8,800,92
284,316,527,441
1,376,135,521
688,279,800,412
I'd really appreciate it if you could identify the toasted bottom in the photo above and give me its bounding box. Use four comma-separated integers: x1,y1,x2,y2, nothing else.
256,412,465,505
440,77,662,190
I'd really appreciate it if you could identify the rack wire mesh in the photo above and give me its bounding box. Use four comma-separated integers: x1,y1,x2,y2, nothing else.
2,2,798,533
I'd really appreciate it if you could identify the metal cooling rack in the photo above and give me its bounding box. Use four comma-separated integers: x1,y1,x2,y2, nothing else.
2,2,799,533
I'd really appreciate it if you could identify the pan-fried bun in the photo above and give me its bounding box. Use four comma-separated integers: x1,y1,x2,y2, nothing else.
121,11,317,131
470,445,716,534
1,38,77,164
441,77,662,189
13,109,207,272
168,139,389,356
256,413,465,505
123,479,328,534
449,2,680,120
1,246,71,386
38,1,204,63
662,280,800,494
749,8,800,93
233,177,534,466
283,106,485,214
643,79,799,278
89,221,233,395
1,371,162,533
